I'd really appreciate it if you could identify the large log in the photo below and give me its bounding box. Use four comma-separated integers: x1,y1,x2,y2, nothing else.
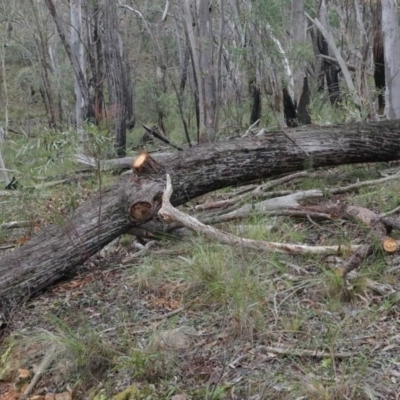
1,119,400,315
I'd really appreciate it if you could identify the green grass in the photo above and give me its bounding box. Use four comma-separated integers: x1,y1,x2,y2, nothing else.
2,122,400,399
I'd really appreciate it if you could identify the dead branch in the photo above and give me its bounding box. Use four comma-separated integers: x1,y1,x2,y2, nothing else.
257,345,353,358
19,344,57,400
201,190,326,224
160,175,360,255
142,124,183,151
1,221,32,229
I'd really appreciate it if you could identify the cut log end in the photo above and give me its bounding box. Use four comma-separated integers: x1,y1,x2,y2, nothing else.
133,152,149,170
382,237,398,253
130,201,153,221
132,152,165,175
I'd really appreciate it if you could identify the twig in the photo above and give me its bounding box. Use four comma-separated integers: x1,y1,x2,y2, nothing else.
307,215,337,235
242,119,260,137
121,240,157,264
380,205,400,217
1,221,32,229
19,344,57,400
142,124,183,151
330,172,400,194
98,307,185,335
0,244,15,251
197,171,309,211
161,0,169,21
256,345,352,358
147,307,184,321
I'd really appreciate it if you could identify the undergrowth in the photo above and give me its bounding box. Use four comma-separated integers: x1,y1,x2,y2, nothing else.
2,157,400,399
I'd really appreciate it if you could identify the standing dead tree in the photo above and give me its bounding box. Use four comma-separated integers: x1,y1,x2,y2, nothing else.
2,119,400,315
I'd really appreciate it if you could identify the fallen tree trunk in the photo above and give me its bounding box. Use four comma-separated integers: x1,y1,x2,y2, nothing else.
2,119,400,315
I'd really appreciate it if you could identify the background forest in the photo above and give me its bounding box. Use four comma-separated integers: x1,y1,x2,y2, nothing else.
2,1,400,400
0,0,391,158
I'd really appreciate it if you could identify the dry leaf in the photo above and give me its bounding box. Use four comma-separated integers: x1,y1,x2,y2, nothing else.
17,369,31,380
55,392,72,400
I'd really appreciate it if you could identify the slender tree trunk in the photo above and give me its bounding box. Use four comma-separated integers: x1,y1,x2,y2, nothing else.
85,1,105,123
71,0,85,130
373,0,385,115
102,0,133,156
0,130,9,186
297,77,311,125
184,0,217,143
45,0,90,123
198,0,216,142
249,76,261,125
291,0,310,125
382,0,400,119
317,0,341,105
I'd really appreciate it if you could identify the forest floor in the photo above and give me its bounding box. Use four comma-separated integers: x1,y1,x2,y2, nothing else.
2,159,400,400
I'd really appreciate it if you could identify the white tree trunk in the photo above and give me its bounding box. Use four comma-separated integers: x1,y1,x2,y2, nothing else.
0,126,9,186
382,0,400,119
291,0,306,105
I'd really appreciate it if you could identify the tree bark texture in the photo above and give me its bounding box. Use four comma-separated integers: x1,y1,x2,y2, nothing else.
2,119,400,314
102,0,133,156
291,0,307,111
85,0,105,124
184,0,216,143
382,0,400,118
373,0,385,114
45,0,90,118
70,0,85,129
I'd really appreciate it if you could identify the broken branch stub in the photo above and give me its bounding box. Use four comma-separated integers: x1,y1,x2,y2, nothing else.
128,153,166,223
133,152,165,176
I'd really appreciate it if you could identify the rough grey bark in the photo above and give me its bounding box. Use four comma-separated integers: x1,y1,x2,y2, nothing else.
291,0,307,119
102,0,133,156
70,0,85,130
85,0,105,124
30,0,56,128
3,119,400,315
382,0,400,119
373,0,385,114
184,0,217,143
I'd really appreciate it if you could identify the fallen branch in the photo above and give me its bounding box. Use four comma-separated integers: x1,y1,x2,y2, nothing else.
142,124,183,151
196,171,310,211
256,345,352,358
160,175,360,255
201,190,326,224
19,344,57,400
1,221,32,229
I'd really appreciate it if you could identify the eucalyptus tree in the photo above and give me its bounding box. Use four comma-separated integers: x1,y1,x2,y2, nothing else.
70,0,85,130
291,0,311,124
382,0,400,118
44,0,134,155
183,0,219,143
0,0,17,137
101,0,133,156
27,0,58,128
44,0,91,137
